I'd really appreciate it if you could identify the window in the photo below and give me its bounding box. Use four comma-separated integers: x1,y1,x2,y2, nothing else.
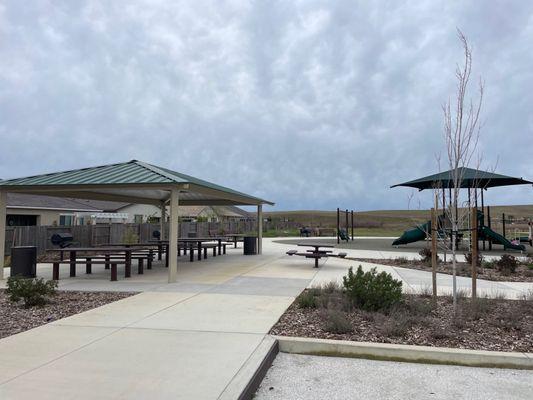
134,214,143,224
59,215,74,226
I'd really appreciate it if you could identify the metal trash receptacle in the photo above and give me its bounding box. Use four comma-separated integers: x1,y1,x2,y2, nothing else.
10,246,37,277
243,236,257,255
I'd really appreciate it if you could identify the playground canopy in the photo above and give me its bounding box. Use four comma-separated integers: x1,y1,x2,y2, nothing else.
391,167,533,191
0,160,274,282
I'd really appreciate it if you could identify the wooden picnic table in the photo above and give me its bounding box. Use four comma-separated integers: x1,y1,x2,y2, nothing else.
152,237,227,263
47,246,150,280
224,234,246,248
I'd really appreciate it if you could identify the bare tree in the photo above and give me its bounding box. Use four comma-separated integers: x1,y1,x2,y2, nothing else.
441,29,484,311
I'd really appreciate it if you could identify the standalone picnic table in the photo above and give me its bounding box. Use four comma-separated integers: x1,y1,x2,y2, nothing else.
296,243,334,268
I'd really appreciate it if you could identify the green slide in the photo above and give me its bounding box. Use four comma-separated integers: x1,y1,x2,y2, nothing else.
480,226,525,251
392,221,429,246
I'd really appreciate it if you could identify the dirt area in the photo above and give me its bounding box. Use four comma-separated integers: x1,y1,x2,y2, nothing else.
271,289,533,353
0,290,135,339
351,257,533,282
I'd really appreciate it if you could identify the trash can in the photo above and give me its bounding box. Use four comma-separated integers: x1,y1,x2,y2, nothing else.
243,236,257,255
10,246,37,278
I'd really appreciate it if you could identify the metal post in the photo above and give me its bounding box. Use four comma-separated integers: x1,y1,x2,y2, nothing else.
351,210,354,241
502,213,506,239
487,205,492,250
168,188,179,283
345,209,349,239
0,191,6,280
336,208,340,244
257,204,263,255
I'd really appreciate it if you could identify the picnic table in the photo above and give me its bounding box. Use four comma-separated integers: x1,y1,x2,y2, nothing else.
224,234,246,248
47,246,154,281
286,243,346,268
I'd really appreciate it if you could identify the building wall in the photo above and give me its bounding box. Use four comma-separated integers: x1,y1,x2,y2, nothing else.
6,208,64,226
117,204,162,223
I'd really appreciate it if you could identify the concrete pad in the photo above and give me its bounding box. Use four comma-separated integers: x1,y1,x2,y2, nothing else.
52,292,196,328
131,293,293,334
0,329,265,400
208,276,309,297
0,324,116,384
244,257,319,280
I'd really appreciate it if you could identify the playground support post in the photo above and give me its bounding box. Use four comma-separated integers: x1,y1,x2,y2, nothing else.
502,213,506,239
431,205,438,298
351,210,354,241
487,206,492,250
345,209,349,239
471,207,478,299
336,208,340,244
481,189,485,251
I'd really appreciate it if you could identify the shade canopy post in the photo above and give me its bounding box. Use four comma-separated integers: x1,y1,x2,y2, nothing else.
0,190,6,280
257,204,263,255
168,188,179,283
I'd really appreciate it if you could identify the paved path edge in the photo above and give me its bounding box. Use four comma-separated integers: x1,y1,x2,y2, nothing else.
272,335,533,370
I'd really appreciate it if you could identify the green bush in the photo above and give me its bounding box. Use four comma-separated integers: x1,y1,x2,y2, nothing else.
296,290,318,309
496,254,518,275
323,310,352,334
342,266,403,312
6,276,58,308
464,251,483,265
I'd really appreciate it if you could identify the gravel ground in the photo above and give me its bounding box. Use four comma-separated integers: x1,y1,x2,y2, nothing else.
0,289,135,339
352,257,533,282
255,353,533,400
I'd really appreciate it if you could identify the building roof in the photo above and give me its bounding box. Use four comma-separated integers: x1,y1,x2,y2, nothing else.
6,193,103,212
0,160,274,206
391,167,533,191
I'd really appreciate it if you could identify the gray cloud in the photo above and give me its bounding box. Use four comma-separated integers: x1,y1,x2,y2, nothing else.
0,0,531,210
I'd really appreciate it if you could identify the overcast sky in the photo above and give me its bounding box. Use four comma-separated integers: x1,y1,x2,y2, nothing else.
0,1,531,211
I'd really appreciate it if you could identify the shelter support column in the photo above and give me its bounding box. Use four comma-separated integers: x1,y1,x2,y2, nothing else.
257,204,263,255
0,191,6,280
160,201,166,240
168,188,179,283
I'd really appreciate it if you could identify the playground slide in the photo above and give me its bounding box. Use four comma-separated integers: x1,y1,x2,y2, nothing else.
480,226,525,251
392,221,429,246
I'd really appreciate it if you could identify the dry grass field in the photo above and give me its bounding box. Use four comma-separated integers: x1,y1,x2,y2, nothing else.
265,205,533,237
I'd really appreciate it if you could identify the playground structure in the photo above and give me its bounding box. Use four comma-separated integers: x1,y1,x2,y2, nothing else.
391,167,532,253
392,210,529,251
336,208,355,244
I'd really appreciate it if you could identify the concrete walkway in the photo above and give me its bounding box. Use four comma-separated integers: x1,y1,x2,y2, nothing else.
1,237,532,399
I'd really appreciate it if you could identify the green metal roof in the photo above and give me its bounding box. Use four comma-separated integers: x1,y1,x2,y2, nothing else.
391,167,533,191
0,160,273,205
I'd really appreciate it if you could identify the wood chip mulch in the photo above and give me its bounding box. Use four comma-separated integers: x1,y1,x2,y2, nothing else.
350,257,533,282
270,293,533,353
0,290,135,339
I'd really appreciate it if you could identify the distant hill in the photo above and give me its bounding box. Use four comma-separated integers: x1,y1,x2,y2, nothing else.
264,205,533,237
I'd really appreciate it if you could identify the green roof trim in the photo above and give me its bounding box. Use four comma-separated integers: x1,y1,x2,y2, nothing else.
0,160,273,205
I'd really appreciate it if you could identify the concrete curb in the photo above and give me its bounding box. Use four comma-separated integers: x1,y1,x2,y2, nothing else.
273,335,533,370
219,335,279,400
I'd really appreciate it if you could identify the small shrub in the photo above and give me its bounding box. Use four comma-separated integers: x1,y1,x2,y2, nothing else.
297,290,318,309
6,276,58,308
323,310,353,334
496,254,518,275
405,296,435,317
468,297,491,320
482,259,496,269
380,311,415,337
419,248,432,263
464,251,483,265
321,281,342,294
395,257,409,265
342,266,403,312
